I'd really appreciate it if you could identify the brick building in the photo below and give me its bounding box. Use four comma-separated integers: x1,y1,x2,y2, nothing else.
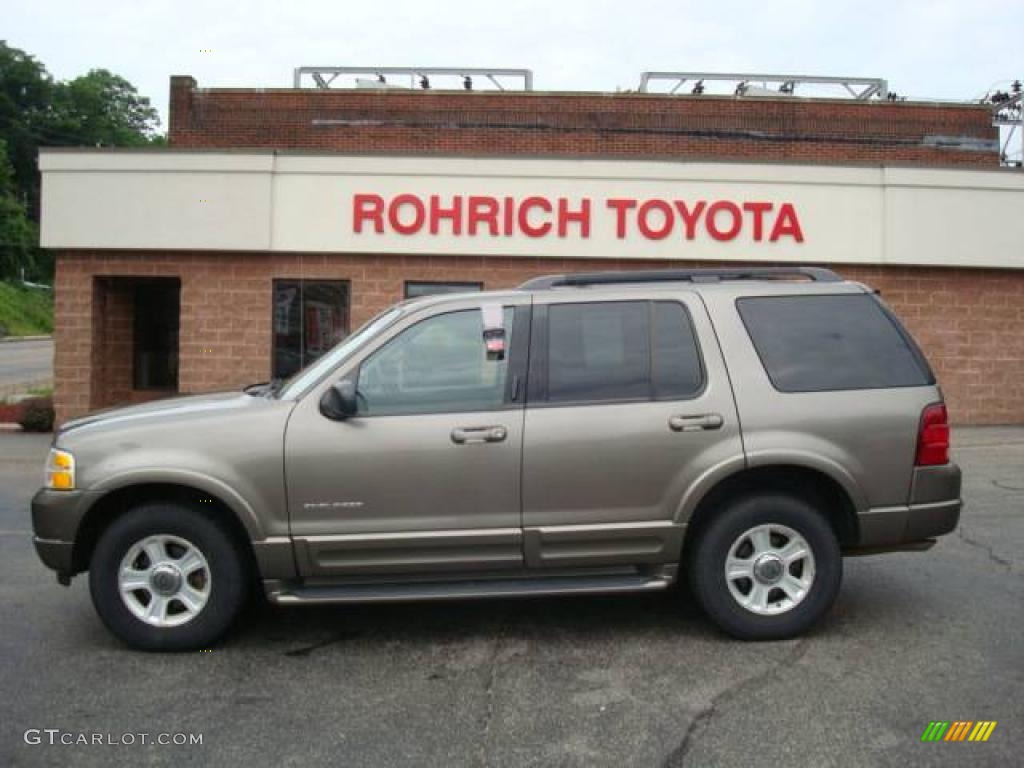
40,74,1024,425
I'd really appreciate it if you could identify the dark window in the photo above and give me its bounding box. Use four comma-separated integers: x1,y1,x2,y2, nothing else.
736,294,934,392
404,281,483,299
545,301,703,404
133,279,180,390
652,302,704,398
273,280,349,379
357,307,514,416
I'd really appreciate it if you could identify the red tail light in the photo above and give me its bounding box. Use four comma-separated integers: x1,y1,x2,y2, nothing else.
916,403,950,466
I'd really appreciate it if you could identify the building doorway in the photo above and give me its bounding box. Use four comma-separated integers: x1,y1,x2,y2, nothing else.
91,277,180,410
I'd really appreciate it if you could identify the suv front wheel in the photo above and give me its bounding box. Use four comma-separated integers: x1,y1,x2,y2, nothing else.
689,493,842,640
89,502,247,651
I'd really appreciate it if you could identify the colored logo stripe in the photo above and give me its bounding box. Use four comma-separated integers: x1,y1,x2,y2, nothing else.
969,722,997,742
944,721,972,741
921,721,997,742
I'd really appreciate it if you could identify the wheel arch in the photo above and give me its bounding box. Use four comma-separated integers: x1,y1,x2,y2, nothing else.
71,483,259,577
681,464,861,554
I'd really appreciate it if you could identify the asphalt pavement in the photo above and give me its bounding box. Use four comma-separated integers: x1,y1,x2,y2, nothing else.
0,428,1021,767
0,339,53,395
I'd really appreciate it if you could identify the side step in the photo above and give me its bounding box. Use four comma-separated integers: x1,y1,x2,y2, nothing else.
267,573,672,605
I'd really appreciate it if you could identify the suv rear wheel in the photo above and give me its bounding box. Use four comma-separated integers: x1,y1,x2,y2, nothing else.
689,493,842,640
89,502,247,651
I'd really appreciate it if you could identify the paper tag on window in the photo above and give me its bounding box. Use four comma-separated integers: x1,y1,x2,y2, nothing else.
481,305,505,361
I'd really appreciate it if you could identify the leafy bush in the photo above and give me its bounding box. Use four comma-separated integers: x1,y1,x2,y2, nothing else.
18,396,54,432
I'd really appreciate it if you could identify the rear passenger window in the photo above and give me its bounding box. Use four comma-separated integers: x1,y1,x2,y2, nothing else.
736,294,933,392
544,301,704,403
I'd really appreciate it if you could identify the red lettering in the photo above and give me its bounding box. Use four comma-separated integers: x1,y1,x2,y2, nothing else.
503,196,515,236
637,200,674,240
429,195,463,235
770,203,804,242
388,194,426,235
557,198,591,238
353,193,385,234
467,196,499,236
606,198,637,238
706,201,742,241
518,196,552,237
673,200,706,240
742,202,773,242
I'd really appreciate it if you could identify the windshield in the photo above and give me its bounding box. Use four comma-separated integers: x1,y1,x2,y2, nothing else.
276,307,404,399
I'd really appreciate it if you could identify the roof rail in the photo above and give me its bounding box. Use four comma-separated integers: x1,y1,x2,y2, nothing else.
518,267,843,290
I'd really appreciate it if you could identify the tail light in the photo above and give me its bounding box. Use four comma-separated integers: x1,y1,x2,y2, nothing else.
916,403,950,466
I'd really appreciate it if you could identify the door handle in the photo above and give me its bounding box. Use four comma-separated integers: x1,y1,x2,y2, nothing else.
451,426,508,444
668,413,724,432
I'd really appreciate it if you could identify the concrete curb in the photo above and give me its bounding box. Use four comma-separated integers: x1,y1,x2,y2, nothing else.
0,335,52,343
0,423,24,432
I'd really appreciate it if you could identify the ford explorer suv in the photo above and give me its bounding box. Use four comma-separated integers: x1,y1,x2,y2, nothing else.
31,267,962,651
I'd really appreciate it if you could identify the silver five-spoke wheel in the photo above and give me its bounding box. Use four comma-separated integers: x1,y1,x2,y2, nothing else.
118,534,211,627
724,523,815,616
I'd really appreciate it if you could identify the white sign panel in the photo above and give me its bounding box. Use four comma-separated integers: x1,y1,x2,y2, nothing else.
40,151,1024,269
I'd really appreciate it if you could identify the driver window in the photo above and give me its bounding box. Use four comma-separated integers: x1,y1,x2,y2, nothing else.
357,308,513,416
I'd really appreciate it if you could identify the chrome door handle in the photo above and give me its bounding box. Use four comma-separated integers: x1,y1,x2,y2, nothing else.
669,413,724,432
451,426,508,444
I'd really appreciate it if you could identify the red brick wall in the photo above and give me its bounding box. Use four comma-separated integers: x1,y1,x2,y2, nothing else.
91,278,134,406
168,77,997,168
54,251,1024,426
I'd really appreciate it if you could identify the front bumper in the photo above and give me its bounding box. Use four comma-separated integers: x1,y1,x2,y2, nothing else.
33,537,74,575
853,463,962,552
31,488,91,577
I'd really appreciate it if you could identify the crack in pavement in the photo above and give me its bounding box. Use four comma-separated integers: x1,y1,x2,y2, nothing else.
283,630,361,657
958,526,1014,571
661,638,810,767
991,479,1024,493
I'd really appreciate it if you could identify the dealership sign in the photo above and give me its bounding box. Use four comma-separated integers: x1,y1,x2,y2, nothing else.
40,152,1024,268
351,194,804,243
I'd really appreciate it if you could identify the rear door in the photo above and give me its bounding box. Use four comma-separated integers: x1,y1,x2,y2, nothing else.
521,291,743,568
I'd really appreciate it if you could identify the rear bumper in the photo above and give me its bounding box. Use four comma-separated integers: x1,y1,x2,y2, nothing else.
852,463,962,552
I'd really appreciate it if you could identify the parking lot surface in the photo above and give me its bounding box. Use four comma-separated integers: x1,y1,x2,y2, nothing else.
0,428,1021,767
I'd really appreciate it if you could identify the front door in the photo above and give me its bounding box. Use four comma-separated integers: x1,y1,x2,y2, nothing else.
284,298,529,576
521,292,743,568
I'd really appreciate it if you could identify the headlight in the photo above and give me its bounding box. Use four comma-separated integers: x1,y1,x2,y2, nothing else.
45,448,75,491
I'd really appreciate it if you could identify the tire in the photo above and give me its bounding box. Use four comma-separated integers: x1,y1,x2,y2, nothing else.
89,502,248,651
689,493,841,640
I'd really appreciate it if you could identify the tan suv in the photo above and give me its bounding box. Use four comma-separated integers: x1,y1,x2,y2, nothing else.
32,267,962,651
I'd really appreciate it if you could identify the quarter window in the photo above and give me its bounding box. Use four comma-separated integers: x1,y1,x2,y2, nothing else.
736,294,933,392
357,308,514,416
544,301,704,404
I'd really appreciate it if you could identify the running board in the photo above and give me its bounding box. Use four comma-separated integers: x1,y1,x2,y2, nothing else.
266,573,672,605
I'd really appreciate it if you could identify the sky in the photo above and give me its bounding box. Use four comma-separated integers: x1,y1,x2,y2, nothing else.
5,0,1024,144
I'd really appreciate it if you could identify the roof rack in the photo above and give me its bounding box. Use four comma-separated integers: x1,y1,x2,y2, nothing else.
518,267,843,290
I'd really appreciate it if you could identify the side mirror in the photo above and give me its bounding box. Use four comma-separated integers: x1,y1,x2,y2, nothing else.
319,379,358,421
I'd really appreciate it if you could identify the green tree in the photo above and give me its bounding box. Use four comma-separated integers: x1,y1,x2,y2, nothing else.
0,138,40,281
0,42,162,282
0,41,55,215
50,68,161,147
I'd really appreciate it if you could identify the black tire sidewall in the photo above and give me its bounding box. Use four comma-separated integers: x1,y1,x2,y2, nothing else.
89,503,246,652
690,493,842,640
